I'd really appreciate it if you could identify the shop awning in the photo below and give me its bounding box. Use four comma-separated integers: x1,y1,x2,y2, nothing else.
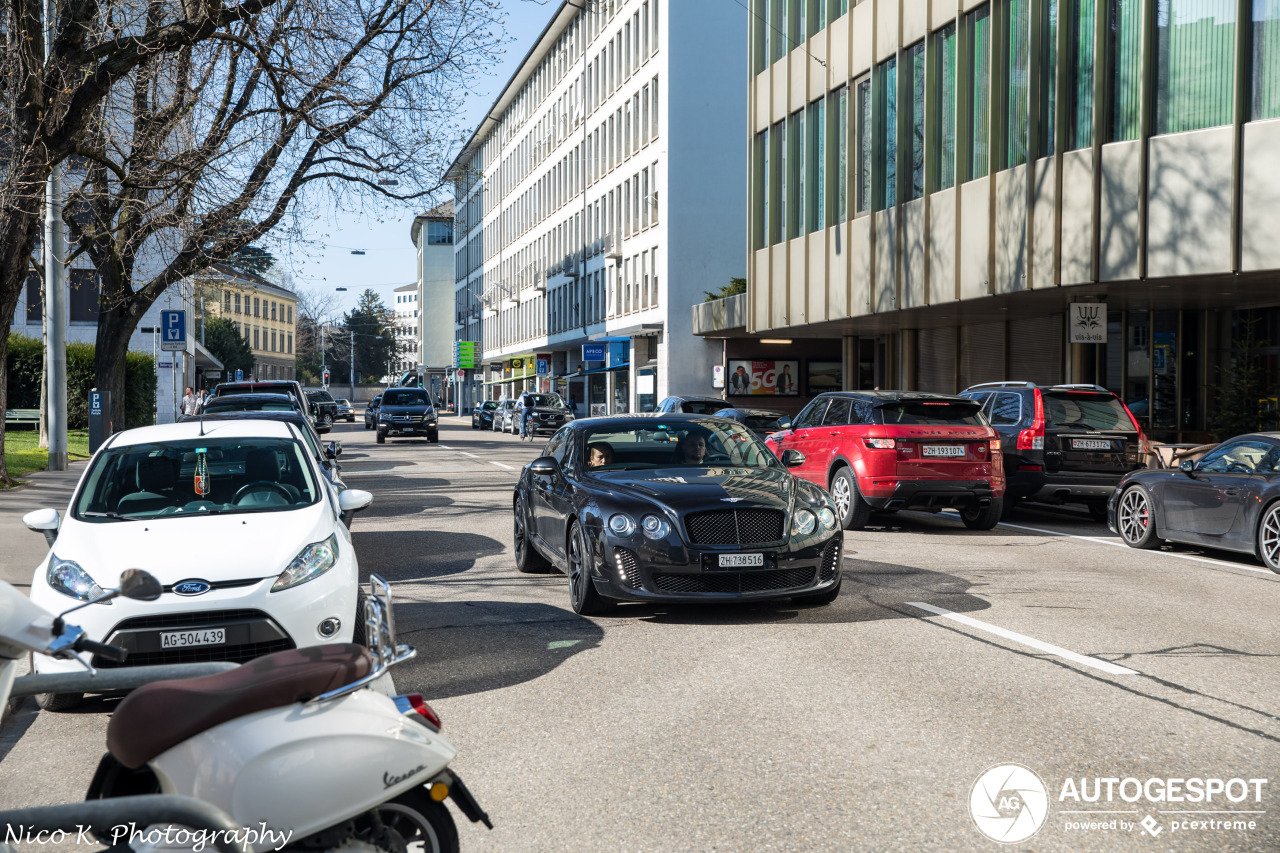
194,341,224,371
564,362,629,379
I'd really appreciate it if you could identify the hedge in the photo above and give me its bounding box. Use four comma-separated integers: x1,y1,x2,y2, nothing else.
6,334,156,429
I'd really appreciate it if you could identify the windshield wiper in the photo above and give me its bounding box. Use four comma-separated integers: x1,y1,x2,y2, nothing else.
80,511,126,521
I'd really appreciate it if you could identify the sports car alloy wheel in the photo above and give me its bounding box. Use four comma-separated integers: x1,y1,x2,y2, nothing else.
1117,485,1159,549
1257,503,1280,573
567,522,614,615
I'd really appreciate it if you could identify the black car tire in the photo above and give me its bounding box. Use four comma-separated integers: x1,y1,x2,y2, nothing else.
1086,501,1109,523
567,521,615,615
1000,497,1018,520
792,571,842,606
961,497,1003,531
514,496,552,573
1116,484,1160,549
376,430,386,445
30,654,83,711
829,467,872,531
428,431,439,443
319,413,333,427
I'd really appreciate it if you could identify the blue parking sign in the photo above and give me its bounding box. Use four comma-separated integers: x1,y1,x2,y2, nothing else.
235,368,244,381
160,310,186,351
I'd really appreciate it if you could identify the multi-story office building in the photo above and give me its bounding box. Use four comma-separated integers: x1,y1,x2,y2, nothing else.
205,264,299,381
448,0,747,414
411,201,458,403
392,283,420,377
709,0,1280,442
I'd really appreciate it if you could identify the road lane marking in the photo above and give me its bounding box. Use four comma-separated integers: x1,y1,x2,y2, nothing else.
905,602,1139,676
438,444,454,450
460,452,479,458
998,521,1275,575
489,461,515,470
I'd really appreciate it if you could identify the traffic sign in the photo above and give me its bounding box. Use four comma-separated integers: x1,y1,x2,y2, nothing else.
235,368,244,381
453,341,480,369
160,310,187,351
536,359,549,375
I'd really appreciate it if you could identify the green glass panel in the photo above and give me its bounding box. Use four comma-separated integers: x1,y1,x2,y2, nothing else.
1006,0,1031,168
907,42,926,200
1040,0,1058,156
836,87,849,222
857,79,872,212
937,24,958,190
1069,0,1095,149
808,99,825,232
969,6,992,179
877,57,898,209
1254,0,1280,119
1109,0,1142,141
1156,0,1237,134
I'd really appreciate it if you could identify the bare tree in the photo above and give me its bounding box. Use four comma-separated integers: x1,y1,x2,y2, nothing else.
63,0,501,429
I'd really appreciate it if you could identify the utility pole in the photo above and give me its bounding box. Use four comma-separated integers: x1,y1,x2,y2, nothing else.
350,331,355,403
43,0,67,471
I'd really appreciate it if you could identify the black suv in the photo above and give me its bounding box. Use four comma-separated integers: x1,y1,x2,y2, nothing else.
304,388,340,431
376,387,438,444
959,382,1149,520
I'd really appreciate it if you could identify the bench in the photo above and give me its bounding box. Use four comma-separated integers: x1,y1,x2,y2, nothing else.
4,408,39,428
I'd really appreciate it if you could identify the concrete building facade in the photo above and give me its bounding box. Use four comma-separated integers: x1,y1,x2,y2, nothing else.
411,201,458,403
448,0,747,414
203,264,299,382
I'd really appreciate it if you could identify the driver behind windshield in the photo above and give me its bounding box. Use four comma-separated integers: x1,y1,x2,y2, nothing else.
676,433,708,465
587,442,615,468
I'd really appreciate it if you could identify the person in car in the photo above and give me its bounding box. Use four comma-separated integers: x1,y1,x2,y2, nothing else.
587,442,615,468
676,433,707,465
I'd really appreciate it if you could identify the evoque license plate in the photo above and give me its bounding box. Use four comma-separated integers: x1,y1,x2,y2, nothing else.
160,629,226,648
922,445,965,457
1072,439,1112,450
719,553,764,568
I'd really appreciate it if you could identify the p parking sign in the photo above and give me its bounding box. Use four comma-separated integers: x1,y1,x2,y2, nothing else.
160,310,187,351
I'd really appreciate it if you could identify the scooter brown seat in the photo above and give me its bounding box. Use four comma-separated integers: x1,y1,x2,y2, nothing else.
107,644,373,769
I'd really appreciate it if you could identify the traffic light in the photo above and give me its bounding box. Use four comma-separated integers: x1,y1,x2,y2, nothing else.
322,368,330,386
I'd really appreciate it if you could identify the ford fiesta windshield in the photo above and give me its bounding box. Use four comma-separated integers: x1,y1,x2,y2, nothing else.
73,437,320,521
584,420,781,471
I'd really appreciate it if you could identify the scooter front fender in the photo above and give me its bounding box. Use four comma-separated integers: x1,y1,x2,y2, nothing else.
148,689,456,851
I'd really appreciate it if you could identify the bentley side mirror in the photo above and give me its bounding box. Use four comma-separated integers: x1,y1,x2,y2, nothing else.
23,508,60,547
119,569,163,602
781,449,805,468
777,416,793,430
528,457,559,477
1179,459,1196,475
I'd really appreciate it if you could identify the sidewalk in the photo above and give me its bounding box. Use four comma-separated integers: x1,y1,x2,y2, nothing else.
0,462,86,588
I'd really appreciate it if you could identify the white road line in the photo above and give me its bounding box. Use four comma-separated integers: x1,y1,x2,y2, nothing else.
489,461,515,470
998,521,1275,576
905,601,1139,676
437,444,454,450
460,452,480,459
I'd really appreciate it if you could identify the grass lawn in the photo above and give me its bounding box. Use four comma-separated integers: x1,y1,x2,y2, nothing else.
2,428,91,485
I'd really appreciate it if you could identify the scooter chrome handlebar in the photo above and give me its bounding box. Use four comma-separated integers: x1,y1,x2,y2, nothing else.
0,795,249,853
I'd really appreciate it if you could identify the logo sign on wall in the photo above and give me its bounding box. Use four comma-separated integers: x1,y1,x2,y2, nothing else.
727,359,799,396
582,343,606,361
1068,303,1106,344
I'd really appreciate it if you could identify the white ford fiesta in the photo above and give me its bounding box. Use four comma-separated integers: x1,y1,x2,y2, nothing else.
23,418,373,710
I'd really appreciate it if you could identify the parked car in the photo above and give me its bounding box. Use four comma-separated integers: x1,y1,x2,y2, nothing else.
304,388,340,431
960,382,1148,521
472,400,499,430
1110,432,1280,573
375,387,438,444
21,418,372,709
179,409,346,488
520,393,575,437
493,398,518,432
364,394,382,430
211,380,328,433
512,414,843,614
767,391,1005,531
657,395,727,415
335,399,356,422
714,407,787,441
195,393,298,417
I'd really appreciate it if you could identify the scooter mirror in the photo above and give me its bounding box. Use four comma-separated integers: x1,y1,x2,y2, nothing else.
118,569,163,601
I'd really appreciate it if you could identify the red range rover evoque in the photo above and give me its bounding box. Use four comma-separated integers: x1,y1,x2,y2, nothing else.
767,391,1006,531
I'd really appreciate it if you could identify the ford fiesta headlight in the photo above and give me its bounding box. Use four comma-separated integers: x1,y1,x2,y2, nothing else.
641,514,670,540
791,509,817,537
608,513,636,537
272,534,339,592
47,555,105,601
817,507,837,530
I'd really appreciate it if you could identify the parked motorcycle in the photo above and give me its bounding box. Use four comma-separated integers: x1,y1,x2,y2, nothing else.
1,572,491,853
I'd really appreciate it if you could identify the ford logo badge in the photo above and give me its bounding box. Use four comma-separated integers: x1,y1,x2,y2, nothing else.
173,580,212,596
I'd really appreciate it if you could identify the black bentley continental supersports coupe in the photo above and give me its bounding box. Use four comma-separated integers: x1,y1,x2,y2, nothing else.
1109,432,1280,572
512,414,845,614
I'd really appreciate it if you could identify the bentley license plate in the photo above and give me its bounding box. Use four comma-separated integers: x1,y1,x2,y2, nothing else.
719,553,764,568
1072,439,1112,450
160,629,226,648
923,445,965,457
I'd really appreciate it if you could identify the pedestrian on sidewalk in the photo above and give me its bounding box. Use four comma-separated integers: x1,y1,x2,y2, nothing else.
181,387,197,416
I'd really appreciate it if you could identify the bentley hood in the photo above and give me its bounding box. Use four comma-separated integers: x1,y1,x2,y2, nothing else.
589,466,817,515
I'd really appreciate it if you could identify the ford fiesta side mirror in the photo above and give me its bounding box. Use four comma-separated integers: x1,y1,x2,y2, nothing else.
781,449,805,468
528,457,559,477
777,416,793,430
23,508,60,547
338,489,373,514
1179,459,1196,475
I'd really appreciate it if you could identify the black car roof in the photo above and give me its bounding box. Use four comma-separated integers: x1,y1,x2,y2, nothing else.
202,393,295,404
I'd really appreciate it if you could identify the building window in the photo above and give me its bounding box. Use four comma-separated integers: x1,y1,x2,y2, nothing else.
754,0,769,72
254,297,260,317
1068,0,1096,148
935,23,958,190
788,0,804,51
830,85,848,223
1004,0,1031,168
806,97,824,232
271,301,277,321
24,273,41,323
288,334,293,354
855,77,872,213
1156,0,1236,134
1254,0,1280,119
68,269,99,322
874,56,897,209
787,108,804,238
905,41,925,200
770,119,785,242
1039,0,1059,156
1108,0,1142,141
809,0,826,38
271,330,277,352
254,327,260,349
428,220,453,244
235,292,241,314
651,75,659,138
223,291,232,312
967,5,992,180
771,0,786,64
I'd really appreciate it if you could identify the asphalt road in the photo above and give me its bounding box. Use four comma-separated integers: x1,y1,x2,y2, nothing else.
2,417,1278,852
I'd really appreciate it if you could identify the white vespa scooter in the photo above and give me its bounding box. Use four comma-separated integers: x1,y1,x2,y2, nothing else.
2,573,491,853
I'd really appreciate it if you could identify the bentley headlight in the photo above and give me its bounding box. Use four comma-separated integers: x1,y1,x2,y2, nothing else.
608,513,636,537
272,534,339,592
791,509,817,537
641,514,670,540
47,555,104,601
817,507,837,530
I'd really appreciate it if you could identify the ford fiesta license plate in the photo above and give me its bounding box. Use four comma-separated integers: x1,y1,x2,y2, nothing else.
1072,439,1112,450
160,629,226,648
719,553,764,568
923,445,965,457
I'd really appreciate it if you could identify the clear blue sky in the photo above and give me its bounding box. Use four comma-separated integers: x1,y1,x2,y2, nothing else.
280,0,557,317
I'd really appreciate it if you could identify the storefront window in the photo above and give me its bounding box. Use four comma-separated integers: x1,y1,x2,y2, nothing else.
1125,310,1151,428
615,370,630,413
1153,310,1179,432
